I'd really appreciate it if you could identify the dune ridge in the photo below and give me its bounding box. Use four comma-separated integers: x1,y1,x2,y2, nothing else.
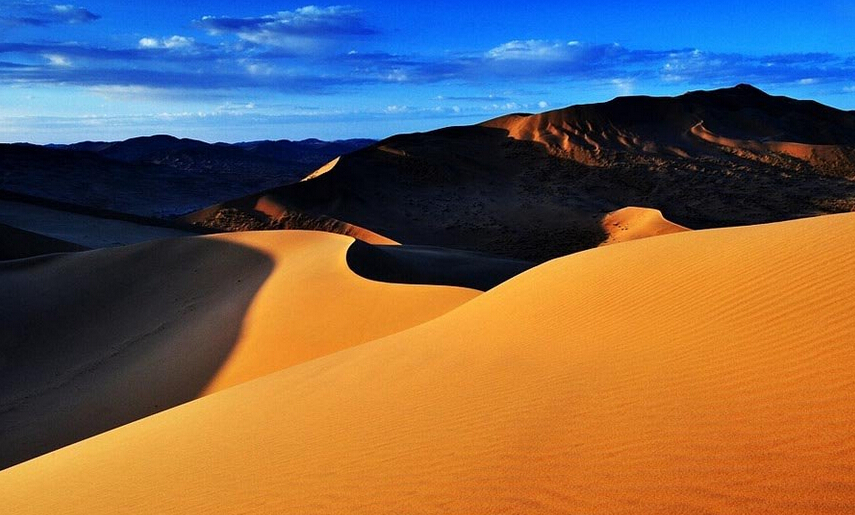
690,121,855,170
3,212,855,513
0,230,477,469
184,194,397,245
484,84,855,172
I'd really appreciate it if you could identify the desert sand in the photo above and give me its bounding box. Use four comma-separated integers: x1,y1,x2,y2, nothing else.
0,230,478,469
3,212,854,513
599,206,689,245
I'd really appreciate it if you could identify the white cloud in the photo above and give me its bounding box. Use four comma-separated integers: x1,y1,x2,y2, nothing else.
138,35,196,50
4,4,101,26
85,85,201,102
487,40,568,60
216,101,257,114
43,54,71,66
537,100,548,109
164,36,194,49
611,78,635,95
244,62,274,75
485,40,610,63
385,69,408,82
196,6,375,49
138,38,159,49
87,85,153,98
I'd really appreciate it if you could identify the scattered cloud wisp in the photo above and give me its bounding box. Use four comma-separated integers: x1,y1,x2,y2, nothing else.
1,3,100,27
195,6,376,50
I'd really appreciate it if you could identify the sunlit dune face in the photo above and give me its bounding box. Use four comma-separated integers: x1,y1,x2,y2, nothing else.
3,213,855,514
599,206,689,245
0,230,478,470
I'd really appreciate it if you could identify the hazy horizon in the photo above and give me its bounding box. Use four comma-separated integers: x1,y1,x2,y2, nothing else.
3,83,848,146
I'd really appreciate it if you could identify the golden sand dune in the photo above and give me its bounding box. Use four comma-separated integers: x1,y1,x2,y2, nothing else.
599,206,689,245
0,230,478,469
4,212,855,513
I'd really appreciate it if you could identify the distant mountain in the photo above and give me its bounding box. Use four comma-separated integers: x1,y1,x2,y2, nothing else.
482,83,855,174
1,136,374,217
63,135,210,161
186,85,855,261
235,138,376,165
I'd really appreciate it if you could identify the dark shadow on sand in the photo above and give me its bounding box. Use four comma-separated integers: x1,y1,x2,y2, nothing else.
0,223,89,260
346,239,534,292
0,236,274,470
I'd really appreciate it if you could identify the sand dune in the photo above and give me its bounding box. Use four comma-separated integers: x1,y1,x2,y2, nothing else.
184,194,397,244
690,121,855,171
3,212,855,513
484,84,855,172
0,230,477,469
599,206,689,245
185,85,855,262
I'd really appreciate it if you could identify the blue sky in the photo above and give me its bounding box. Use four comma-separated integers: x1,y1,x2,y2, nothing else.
0,0,853,143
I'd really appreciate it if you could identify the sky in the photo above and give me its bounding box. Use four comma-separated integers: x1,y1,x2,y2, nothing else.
0,0,853,143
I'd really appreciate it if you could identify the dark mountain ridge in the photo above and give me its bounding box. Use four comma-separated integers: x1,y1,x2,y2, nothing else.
1,136,374,217
186,85,855,262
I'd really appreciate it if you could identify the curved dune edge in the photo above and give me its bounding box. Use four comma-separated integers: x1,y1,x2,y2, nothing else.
183,193,398,246
196,230,473,394
4,212,855,513
481,111,606,164
599,206,689,245
301,155,341,181
0,230,477,470
690,121,852,166
345,239,534,291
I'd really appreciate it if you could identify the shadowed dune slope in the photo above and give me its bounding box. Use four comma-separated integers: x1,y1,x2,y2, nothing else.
0,223,88,260
4,213,855,513
346,240,534,290
0,231,477,470
0,197,197,249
